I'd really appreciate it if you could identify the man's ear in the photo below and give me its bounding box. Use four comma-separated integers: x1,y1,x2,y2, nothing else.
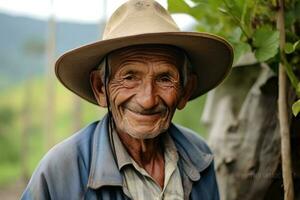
177,74,197,110
90,70,107,107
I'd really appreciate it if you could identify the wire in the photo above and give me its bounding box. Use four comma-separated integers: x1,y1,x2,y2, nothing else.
104,57,118,163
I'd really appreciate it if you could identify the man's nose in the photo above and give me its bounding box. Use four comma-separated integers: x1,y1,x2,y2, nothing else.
136,79,158,109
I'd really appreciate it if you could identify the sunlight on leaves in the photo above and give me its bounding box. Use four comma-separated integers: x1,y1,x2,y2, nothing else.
253,26,279,62
292,99,300,116
284,40,300,54
167,0,191,14
284,43,294,54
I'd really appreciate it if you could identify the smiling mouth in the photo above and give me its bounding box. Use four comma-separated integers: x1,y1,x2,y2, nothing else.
125,108,165,120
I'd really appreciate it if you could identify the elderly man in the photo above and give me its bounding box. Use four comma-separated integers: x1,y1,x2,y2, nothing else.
21,0,233,199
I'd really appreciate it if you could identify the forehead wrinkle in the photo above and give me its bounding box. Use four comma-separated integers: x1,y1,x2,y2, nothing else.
122,56,179,66
118,58,180,75
113,45,181,56
111,53,182,71
109,45,184,63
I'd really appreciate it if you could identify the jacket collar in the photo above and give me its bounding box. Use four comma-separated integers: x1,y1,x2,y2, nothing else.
169,124,213,181
87,115,213,189
87,115,123,189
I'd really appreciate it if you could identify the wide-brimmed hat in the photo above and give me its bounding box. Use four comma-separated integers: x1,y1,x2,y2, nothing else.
55,0,234,105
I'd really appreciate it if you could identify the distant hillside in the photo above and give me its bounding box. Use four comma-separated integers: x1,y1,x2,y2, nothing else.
0,13,103,90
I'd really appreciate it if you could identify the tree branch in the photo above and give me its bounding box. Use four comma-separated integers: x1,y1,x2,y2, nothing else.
277,0,295,199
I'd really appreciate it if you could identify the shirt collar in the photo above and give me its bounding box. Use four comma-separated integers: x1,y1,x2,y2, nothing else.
168,124,213,181
112,128,179,171
110,128,132,170
87,115,213,189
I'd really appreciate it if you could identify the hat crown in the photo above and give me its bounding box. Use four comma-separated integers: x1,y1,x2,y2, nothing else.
103,0,180,40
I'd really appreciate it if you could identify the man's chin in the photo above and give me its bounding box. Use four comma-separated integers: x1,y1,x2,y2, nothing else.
126,127,167,140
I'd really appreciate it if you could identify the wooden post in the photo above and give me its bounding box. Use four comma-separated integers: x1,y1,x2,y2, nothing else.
21,81,32,182
44,0,56,149
277,0,294,199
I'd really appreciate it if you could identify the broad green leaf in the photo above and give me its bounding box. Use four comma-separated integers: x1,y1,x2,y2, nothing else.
168,0,207,21
284,43,294,54
188,3,208,20
253,26,279,62
292,99,300,116
167,0,191,14
223,0,243,19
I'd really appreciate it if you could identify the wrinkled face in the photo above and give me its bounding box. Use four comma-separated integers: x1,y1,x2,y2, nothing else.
107,46,185,139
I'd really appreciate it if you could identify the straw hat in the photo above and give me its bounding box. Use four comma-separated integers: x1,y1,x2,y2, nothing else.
55,0,234,105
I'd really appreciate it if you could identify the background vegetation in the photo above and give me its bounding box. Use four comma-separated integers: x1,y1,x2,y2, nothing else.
167,0,300,199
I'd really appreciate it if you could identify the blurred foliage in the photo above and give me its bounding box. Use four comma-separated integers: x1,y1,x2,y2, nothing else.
0,78,102,185
0,107,19,163
22,37,46,56
168,0,300,114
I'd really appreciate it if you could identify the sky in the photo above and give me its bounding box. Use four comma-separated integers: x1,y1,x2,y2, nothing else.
0,0,196,29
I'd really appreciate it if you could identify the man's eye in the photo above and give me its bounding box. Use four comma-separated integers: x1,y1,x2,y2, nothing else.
157,75,171,82
123,74,136,80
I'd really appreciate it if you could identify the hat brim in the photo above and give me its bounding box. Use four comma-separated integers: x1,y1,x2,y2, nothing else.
55,32,233,105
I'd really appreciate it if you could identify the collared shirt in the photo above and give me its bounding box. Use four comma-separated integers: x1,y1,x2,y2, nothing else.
21,115,219,200
111,129,184,200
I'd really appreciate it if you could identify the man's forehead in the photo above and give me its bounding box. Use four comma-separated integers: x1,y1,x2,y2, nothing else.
108,44,185,67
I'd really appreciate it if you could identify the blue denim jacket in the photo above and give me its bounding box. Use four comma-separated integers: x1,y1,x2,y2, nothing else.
21,115,219,200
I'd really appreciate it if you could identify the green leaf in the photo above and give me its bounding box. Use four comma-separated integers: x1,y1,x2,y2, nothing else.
292,99,300,116
168,0,207,21
284,43,294,54
293,40,300,50
167,0,191,14
253,26,279,62
297,82,300,95
284,40,300,54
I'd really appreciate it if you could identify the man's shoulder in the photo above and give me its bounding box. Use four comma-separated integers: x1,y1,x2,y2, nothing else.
22,121,103,199
173,124,212,154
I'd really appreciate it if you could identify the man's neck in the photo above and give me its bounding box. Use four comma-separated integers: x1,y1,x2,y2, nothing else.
116,130,165,188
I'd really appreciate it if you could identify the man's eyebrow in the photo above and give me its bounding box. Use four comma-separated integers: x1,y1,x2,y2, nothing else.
157,71,180,80
123,69,139,74
157,71,172,76
117,59,146,69
118,67,141,75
